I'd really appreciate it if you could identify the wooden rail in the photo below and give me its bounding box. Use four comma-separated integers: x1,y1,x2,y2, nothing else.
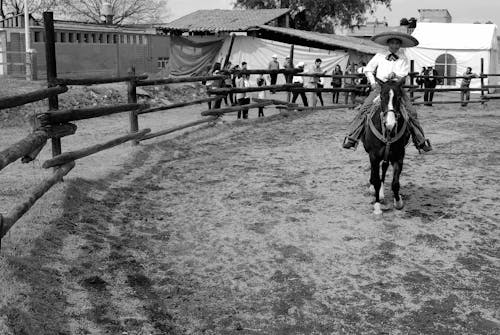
140,117,219,141
54,74,148,86
0,86,68,109
135,96,224,116
136,75,227,87
0,131,49,172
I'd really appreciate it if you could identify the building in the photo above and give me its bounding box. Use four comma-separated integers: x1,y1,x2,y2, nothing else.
158,9,384,77
0,13,170,79
418,9,452,23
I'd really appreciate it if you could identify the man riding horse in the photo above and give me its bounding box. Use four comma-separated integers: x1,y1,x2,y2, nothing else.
342,31,432,153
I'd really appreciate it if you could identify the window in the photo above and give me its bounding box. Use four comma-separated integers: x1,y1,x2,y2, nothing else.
120,35,124,43
132,35,136,44
113,34,118,44
126,35,130,44
138,35,143,44
34,31,42,42
106,34,111,43
158,57,169,69
435,53,457,86
60,32,66,43
91,33,96,43
68,33,74,43
76,33,81,43
83,33,89,43
98,33,103,43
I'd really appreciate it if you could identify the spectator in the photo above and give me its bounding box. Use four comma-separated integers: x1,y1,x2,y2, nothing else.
222,61,234,106
235,67,250,119
291,62,308,106
460,67,478,107
309,58,326,106
256,74,267,117
331,64,343,103
357,62,369,96
268,54,280,93
283,56,294,84
424,65,438,106
344,63,357,105
417,66,426,89
208,62,222,109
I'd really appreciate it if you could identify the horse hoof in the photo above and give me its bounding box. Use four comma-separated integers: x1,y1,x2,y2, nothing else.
373,202,383,215
394,198,404,210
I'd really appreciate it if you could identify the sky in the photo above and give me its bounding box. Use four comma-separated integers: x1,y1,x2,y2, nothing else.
167,0,500,30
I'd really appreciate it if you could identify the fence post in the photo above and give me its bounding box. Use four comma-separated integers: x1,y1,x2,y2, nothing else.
127,66,139,145
287,44,294,102
43,11,61,157
480,57,485,106
410,60,415,100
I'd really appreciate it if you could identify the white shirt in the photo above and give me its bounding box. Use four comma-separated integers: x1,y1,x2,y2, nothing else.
364,50,409,84
292,69,305,84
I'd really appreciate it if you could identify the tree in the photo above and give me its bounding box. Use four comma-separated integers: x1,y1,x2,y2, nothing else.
234,0,392,33
0,0,57,19
57,0,169,24
0,0,169,24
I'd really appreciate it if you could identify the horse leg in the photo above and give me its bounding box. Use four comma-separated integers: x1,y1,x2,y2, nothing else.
369,155,382,215
380,160,389,202
392,159,404,210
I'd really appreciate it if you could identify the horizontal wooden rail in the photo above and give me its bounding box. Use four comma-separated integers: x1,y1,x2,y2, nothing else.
136,75,226,87
135,96,225,115
201,101,274,116
412,99,485,105
54,74,148,86
0,86,68,110
38,103,147,125
483,95,500,100
410,74,486,79
1,161,75,239
208,83,300,94
276,104,356,111
140,117,218,141
409,87,485,92
252,98,298,107
290,87,363,93
482,85,500,89
0,130,49,172
221,69,301,75
42,129,151,168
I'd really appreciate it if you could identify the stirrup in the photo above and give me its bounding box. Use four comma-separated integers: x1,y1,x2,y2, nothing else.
417,139,432,153
342,137,358,150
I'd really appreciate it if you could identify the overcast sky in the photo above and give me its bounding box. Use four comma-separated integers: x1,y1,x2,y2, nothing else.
168,0,500,29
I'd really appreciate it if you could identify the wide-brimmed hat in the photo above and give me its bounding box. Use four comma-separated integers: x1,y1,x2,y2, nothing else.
297,61,305,67
371,31,419,48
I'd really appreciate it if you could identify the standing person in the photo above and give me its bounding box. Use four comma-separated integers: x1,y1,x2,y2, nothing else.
344,64,357,105
357,62,369,96
283,56,294,84
291,62,308,106
268,54,280,93
331,64,343,104
222,61,234,106
342,31,432,153
308,58,326,106
236,62,251,119
256,74,267,117
424,65,438,106
417,67,426,89
208,62,223,109
460,66,478,107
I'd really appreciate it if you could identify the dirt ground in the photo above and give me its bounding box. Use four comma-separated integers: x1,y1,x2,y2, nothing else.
0,84,499,334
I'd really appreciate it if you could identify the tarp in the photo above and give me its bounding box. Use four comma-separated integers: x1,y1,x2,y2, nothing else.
216,36,349,87
168,36,225,76
406,22,499,88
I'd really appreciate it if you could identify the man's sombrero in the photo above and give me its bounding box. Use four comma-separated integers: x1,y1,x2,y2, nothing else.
371,31,419,48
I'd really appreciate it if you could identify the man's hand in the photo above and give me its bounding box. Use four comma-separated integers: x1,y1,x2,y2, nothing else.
388,72,397,80
370,82,378,90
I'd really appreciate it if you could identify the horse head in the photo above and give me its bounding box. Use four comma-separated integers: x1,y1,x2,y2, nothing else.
378,79,404,134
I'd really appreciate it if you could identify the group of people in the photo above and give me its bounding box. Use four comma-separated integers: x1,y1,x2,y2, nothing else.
417,65,478,107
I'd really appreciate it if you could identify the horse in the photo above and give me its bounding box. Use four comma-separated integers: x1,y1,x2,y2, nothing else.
361,79,411,215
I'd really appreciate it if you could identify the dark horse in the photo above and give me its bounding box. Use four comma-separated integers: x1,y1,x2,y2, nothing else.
361,80,411,215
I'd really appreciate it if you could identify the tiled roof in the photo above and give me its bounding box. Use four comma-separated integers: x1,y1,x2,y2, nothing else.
160,9,290,32
257,25,386,54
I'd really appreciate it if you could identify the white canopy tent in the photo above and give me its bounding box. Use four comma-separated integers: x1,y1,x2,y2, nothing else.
215,36,349,87
406,22,498,88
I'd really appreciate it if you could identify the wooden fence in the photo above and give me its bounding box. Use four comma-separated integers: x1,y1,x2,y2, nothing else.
0,11,498,246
